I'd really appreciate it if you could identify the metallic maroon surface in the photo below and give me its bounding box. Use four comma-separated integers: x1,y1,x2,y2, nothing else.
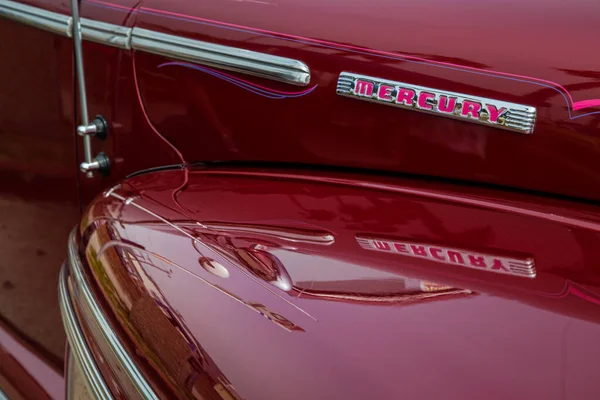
0,318,64,399
3,0,600,397
79,167,600,399
0,8,77,368
79,0,600,200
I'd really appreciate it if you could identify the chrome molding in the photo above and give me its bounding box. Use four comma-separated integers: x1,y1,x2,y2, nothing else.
81,18,131,50
0,1,310,85
59,265,114,400
202,222,335,244
0,0,71,36
131,27,311,86
64,230,159,400
0,0,129,50
0,388,7,400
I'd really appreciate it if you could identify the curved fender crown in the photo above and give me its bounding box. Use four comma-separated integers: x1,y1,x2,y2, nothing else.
337,72,537,134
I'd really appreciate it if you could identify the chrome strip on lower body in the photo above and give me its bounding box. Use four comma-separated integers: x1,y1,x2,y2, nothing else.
63,230,159,400
59,264,114,400
0,0,311,86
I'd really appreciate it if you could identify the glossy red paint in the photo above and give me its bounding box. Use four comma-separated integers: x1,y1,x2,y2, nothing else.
0,318,64,399
0,9,78,366
78,0,600,200
2,0,600,397
78,166,600,399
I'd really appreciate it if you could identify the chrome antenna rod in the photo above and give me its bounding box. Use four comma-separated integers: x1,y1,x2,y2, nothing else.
71,0,109,178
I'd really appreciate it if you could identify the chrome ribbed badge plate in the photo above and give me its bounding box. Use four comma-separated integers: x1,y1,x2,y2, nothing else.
337,72,537,134
356,236,536,279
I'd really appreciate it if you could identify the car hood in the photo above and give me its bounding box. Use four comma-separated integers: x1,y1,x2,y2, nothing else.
77,166,600,399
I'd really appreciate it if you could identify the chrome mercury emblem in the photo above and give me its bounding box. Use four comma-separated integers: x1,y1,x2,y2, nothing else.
356,236,536,279
337,72,537,134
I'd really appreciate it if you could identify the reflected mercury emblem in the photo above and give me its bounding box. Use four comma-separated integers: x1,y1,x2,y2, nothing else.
337,72,537,134
356,236,536,278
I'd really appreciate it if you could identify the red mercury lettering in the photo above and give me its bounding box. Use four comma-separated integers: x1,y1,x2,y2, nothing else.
429,247,446,260
410,245,428,257
490,259,510,272
438,95,457,113
461,100,482,119
417,92,435,110
394,243,410,253
448,251,465,265
373,241,391,251
468,255,487,268
486,104,508,123
354,80,374,97
397,88,416,106
377,84,394,101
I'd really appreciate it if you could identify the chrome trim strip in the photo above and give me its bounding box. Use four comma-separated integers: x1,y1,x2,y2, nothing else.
201,222,335,244
0,0,72,36
0,388,7,400
131,27,311,86
81,18,131,50
65,230,160,400
0,2,310,85
59,265,114,400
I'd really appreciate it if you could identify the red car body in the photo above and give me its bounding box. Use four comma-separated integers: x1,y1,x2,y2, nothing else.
1,0,600,399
